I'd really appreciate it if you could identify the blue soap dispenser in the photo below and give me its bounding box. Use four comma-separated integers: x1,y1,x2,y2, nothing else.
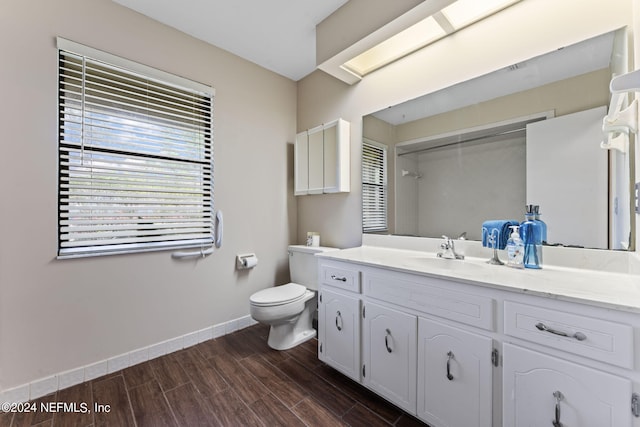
506,225,524,269
521,205,542,269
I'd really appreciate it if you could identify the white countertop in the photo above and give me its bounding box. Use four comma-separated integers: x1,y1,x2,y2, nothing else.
317,245,640,313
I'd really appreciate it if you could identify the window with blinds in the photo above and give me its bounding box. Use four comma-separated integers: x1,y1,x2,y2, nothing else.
362,140,388,232
57,39,214,258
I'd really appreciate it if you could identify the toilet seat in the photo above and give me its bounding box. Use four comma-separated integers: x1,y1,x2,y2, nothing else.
249,283,307,307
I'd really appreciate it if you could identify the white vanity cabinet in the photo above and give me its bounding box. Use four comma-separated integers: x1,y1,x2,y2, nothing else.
317,250,640,427
503,343,632,426
318,288,361,381
294,118,350,195
361,267,497,423
317,262,361,382
417,317,493,427
502,299,636,427
362,300,417,413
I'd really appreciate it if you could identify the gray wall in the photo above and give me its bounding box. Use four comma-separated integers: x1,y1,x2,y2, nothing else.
0,0,297,390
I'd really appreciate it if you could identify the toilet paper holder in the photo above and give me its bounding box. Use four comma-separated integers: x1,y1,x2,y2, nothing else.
236,253,258,270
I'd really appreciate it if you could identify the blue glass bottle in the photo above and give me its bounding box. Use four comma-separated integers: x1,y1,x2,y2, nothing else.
521,205,542,269
534,205,547,244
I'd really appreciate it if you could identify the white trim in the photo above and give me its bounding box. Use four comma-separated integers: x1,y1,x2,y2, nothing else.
0,315,258,403
84,361,108,382
0,385,29,406
129,348,150,367
56,37,214,96
29,376,57,401
57,367,84,390
107,354,130,374
362,137,389,151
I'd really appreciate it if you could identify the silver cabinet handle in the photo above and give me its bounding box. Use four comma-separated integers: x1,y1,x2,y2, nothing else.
552,391,564,427
331,275,347,282
535,322,587,341
384,329,393,353
446,351,454,380
335,311,343,331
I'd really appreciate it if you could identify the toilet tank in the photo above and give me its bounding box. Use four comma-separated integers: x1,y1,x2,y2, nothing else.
288,245,337,290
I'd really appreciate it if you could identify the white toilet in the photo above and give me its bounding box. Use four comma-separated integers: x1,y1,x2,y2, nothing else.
249,245,335,350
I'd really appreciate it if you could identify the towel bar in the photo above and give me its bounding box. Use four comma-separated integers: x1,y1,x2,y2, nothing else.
172,246,214,259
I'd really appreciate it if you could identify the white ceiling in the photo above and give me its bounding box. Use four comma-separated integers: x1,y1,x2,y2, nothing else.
112,0,348,81
111,1,616,110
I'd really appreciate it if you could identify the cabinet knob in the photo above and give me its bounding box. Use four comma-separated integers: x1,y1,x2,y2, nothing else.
552,391,564,427
384,329,393,353
331,275,347,282
335,311,343,331
446,351,454,381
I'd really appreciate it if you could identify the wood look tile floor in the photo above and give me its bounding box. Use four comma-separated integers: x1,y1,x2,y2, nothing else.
3,324,428,427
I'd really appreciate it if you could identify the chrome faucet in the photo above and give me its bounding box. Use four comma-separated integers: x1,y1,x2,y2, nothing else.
437,235,465,260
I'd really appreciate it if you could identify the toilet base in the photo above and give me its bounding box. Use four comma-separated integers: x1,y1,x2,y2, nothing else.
267,324,316,350
265,295,317,350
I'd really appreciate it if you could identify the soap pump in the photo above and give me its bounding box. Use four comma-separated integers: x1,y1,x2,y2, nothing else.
506,225,524,269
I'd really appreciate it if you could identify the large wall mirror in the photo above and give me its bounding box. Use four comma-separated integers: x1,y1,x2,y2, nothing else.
363,27,636,251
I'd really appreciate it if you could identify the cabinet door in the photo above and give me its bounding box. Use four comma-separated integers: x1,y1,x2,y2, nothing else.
318,287,361,382
323,118,350,193
294,131,308,195
417,317,493,427
307,125,324,194
363,301,417,414
503,343,632,427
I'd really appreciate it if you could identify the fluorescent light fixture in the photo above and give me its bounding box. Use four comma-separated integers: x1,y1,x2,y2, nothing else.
341,0,521,78
342,16,446,77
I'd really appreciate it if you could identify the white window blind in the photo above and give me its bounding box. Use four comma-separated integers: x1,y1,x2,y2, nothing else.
362,140,388,232
57,39,214,258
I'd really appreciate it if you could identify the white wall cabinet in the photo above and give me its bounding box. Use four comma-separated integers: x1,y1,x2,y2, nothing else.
322,119,349,193
307,125,324,194
363,300,417,413
294,118,350,195
503,343,632,427
418,317,493,427
293,131,309,194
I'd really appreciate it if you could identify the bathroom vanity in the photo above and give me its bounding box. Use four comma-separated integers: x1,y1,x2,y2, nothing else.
316,236,640,427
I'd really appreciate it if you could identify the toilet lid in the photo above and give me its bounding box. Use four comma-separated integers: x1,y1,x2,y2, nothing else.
250,283,307,307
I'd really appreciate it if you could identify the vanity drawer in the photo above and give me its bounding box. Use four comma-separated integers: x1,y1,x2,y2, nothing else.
364,270,495,331
504,301,634,369
320,262,361,293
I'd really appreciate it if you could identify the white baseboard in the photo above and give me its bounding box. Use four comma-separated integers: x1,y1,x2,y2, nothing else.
0,315,259,404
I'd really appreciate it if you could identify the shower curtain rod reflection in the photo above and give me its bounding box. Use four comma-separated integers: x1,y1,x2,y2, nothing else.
397,127,526,157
